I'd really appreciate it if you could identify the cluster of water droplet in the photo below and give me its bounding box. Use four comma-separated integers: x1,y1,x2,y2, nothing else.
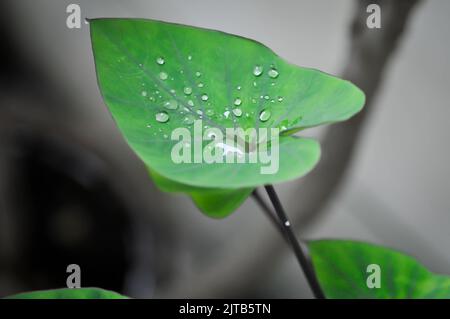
136,54,289,139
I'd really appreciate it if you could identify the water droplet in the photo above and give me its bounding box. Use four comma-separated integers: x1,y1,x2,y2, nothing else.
184,87,192,95
196,110,203,115
277,96,284,102
223,110,230,119
164,99,178,110
198,82,204,88
195,71,201,77
264,95,270,100
259,109,271,122
205,109,215,116
146,124,152,128
170,89,176,94
268,68,279,78
253,65,263,76
155,111,169,123
188,55,192,61
232,108,242,117
234,98,242,106
253,81,257,87
156,57,165,65
201,94,209,101
188,100,195,107
159,72,168,80
237,85,241,90
163,134,168,139
141,90,147,97
183,114,195,125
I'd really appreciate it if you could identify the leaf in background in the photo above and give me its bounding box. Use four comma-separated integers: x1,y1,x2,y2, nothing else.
90,18,364,215
5,288,129,299
149,168,252,217
309,240,450,298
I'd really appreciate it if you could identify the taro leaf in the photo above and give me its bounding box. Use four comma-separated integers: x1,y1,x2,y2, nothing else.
149,168,253,218
309,240,450,299
90,19,364,216
5,288,129,299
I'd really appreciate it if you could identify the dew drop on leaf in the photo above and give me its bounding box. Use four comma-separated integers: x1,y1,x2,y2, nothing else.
205,109,215,116
183,87,192,95
141,90,147,97
232,108,242,117
253,65,263,76
155,111,169,123
277,96,284,102
259,109,271,122
198,82,204,88
234,98,242,106
188,100,195,107
201,94,209,101
195,71,201,77
268,68,279,78
183,114,195,125
164,99,178,110
223,110,230,119
156,57,165,65
159,72,168,80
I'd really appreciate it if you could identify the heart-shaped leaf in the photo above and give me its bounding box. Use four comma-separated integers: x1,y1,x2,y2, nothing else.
5,288,129,299
90,19,364,216
309,240,450,298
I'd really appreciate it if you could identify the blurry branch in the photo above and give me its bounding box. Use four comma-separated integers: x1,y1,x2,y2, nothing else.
292,0,423,228
160,0,422,298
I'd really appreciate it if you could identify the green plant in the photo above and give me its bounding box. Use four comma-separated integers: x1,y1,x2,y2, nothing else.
6,18,450,299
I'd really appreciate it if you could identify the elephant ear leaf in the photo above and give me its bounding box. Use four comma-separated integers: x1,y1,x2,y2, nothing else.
308,240,450,299
90,18,364,216
5,288,129,299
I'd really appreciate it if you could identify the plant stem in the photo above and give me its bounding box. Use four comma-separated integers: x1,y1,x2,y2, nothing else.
264,185,325,299
251,189,286,238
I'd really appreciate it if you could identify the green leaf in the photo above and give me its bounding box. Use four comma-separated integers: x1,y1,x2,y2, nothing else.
5,288,129,299
148,168,252,218
309,240,450,299
90,18,364,216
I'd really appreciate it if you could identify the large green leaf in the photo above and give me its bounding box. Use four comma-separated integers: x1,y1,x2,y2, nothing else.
90,19,364,216
5,288,129,299
309,240,450,299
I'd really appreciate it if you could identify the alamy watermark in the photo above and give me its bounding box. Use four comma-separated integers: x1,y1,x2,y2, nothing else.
170,120,280,174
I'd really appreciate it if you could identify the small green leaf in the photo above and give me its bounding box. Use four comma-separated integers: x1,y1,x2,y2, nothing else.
5,288,129,299
309,240,450,299
149,168,252,217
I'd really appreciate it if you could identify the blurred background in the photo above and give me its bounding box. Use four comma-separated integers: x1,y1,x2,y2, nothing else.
0,0,449,298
